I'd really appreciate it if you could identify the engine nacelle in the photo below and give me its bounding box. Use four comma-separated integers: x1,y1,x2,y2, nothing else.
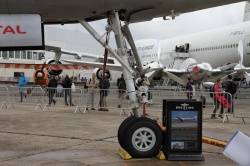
34,70,48,85
94,68,111,80
187,62,212,82
46,59,63,76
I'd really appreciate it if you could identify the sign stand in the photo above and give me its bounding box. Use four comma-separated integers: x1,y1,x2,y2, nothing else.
163,100,204,161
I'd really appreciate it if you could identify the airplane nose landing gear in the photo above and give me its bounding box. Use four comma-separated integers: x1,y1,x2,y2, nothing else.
79,10,163,158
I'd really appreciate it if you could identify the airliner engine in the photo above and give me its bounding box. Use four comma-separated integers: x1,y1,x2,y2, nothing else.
34,58,62,85
45,59,63,76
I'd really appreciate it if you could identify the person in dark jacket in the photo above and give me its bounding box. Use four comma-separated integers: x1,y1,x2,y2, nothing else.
99,74,110,111
117,74,126,108
223,75,237,113
186,77,193,99
62,74,75,106
48,76,58,105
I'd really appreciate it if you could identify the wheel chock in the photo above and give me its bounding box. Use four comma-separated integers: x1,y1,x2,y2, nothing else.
155,150,166,160
118,147,132,159
202,136,227,148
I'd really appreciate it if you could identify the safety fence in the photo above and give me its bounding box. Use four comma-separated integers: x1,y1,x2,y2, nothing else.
0,85,249,123
174,89,250,123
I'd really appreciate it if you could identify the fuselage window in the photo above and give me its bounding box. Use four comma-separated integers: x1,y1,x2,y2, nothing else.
27,51,31,59
9,51,14,58
15,51,20,59
236,44,238,47
33,52,37,60
21,51,26,59
233,44,235,48
2,51,8,59
38,52,45,60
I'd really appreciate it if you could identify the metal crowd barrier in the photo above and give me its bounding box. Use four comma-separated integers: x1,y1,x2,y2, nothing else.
174,90,250,123
0,84,249,123
43,87,83,112
7,86,45,111
81,89,129,115
0,86,13,109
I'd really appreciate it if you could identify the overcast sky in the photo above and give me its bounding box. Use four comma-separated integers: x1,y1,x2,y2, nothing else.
48,1,245,41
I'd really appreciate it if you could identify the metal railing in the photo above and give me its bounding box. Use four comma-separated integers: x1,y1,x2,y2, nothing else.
0,85,249,123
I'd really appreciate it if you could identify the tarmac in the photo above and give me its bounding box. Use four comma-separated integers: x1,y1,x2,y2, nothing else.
0,102,249,166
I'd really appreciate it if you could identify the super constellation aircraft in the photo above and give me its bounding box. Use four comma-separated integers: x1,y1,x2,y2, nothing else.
0,0,244,158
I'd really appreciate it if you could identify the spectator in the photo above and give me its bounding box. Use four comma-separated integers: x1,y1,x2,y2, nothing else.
62,74,75,106
211,78,224,119
186,77,193,99
117,74,126,108
136,73,150,87
86,73,98,110
18,72,28,102
48,76,58,105
224,75,237,113
241,78,248,88
99,74,110,111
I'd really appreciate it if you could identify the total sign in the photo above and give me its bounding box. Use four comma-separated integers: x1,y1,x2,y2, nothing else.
0,14,44,50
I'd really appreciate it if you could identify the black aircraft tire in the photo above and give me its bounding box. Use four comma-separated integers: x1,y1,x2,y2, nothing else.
117,116,136,148
124,117,163,158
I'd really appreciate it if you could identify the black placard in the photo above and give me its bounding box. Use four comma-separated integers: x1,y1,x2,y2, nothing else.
163,100,204,161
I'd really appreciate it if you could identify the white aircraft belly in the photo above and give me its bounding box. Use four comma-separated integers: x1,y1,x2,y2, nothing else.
0,0,244,23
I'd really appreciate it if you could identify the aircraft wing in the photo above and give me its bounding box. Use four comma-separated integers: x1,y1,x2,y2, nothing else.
0,62,118,71
46,45,113,60
45,45,82,59
176,117,184,122
0,0,244,23
162,61,250,86
163,68,187,86
61,59,123,71
208,65,250,82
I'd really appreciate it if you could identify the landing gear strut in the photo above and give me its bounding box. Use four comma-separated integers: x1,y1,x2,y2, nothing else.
78,11,163,158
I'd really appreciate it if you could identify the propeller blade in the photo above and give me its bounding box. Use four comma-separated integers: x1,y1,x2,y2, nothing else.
157,39,161,64
238,40,244,66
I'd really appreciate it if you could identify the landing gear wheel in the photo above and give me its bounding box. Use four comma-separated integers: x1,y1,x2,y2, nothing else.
118,116,135,148
124,117,163,158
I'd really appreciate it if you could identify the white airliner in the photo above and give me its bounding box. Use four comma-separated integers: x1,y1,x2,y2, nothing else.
0,0,244,159
136,20,250,86
173,116,197,122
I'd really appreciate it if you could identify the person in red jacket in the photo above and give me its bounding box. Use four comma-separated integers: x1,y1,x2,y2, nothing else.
211,78,224,119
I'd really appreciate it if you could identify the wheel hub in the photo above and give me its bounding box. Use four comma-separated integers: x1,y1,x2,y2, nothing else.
132,127,156,152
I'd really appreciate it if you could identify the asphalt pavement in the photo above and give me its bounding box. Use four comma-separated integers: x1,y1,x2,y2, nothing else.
0,103,249,166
